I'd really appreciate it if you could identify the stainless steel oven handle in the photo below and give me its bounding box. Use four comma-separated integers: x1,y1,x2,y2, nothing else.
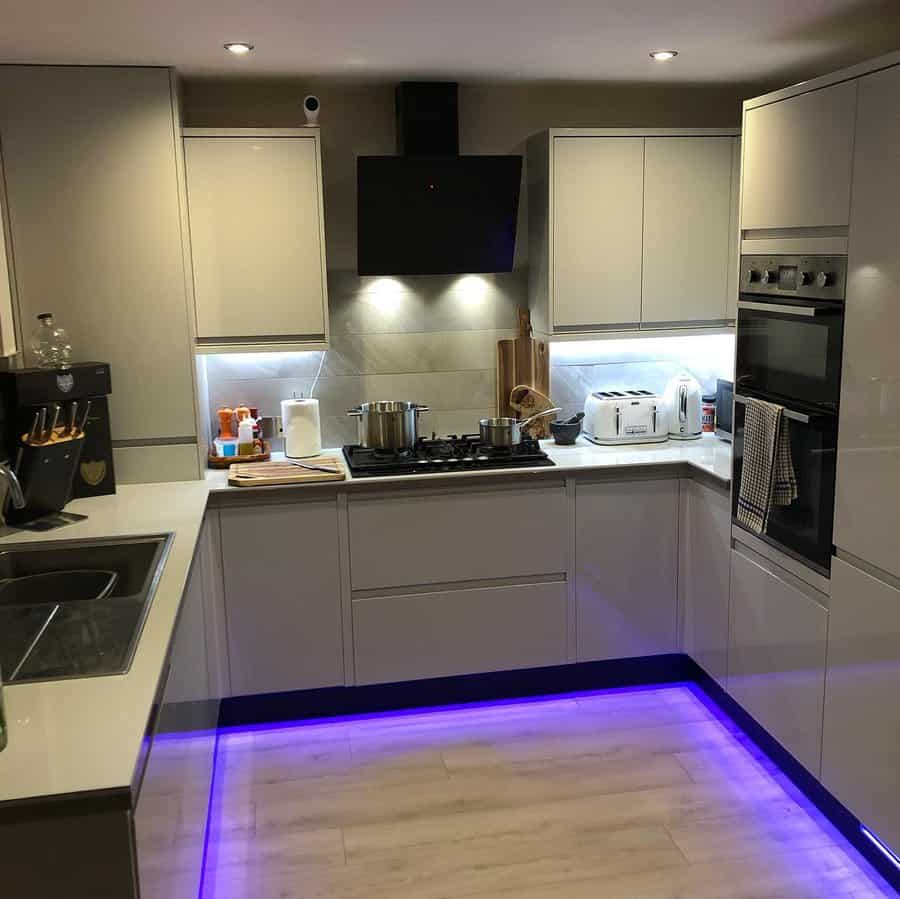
734,394,811,423
738,300,820,317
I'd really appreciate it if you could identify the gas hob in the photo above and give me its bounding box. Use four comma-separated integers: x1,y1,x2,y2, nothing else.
342,434,555,477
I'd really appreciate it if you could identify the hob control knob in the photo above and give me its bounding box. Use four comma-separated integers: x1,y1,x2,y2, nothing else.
761,269,778,285
816,271,834,288
746,269,761,283
798,271,812,286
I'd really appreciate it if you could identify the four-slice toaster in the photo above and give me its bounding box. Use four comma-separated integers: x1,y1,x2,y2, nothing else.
583,389,669,445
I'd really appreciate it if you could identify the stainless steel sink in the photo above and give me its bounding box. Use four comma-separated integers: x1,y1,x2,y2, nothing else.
0,534,172,683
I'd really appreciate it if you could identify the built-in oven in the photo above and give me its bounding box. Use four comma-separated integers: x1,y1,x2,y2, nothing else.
736,255,846,410
732,395,838,575
732,253,847,575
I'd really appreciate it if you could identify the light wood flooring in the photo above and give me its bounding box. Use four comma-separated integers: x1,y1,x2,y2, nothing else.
201,684,896,899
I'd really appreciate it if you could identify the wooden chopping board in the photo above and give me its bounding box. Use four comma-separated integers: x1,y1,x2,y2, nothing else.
497,308,551,436
228,456,346,487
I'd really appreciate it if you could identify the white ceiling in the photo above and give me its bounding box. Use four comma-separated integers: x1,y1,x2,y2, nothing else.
2,0,899,83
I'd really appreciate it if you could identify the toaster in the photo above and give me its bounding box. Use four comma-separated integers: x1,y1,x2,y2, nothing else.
583,390,669,445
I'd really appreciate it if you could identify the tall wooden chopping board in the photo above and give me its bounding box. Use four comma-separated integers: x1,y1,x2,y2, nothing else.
497,308,551,437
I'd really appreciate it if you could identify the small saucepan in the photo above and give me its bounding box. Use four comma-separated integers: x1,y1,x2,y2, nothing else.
479,407,562,448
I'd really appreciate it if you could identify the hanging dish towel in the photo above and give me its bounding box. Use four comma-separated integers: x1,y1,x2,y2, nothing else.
737,397,798,534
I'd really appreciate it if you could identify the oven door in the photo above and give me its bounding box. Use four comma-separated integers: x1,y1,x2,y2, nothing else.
736,297,844,410
732,395,838,574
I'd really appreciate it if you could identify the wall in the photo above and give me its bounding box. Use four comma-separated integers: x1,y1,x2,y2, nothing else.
184,78,748,448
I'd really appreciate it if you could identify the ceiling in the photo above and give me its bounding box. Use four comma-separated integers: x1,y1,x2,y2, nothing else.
2,0,899,84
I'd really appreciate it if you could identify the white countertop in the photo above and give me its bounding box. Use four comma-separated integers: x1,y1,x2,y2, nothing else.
0,481,209,805
206,432,732,492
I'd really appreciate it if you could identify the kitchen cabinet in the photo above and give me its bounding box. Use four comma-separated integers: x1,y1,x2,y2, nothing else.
822,557,900,854
727,542,828,774
184,129,329,352
527,129,740,336
550,136,644,329
741,81,857,230
642,137,736,325
220,499,343,695
576,478,679,661
679,479,731,686
348,484,568,591
834,65,900,581
353,581,567,685
0,174,17,357
0,66,200,481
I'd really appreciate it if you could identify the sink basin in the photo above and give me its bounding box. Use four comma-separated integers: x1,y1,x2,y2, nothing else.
0,534,172,683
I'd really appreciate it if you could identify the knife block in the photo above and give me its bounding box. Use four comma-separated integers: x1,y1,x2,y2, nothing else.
6,436,85,526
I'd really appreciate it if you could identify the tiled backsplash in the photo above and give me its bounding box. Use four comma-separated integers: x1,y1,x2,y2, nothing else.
551,334,735,419
201,270,522,448
201,276,735,449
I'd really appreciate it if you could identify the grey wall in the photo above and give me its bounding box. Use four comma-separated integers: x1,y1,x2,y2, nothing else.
184,78,747,448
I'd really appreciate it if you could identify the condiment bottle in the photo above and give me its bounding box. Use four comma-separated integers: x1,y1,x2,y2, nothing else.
217,407,235,438
237,416,256,455
235,403,251,422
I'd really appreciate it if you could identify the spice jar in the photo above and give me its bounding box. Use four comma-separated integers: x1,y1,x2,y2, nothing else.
701,394,716,433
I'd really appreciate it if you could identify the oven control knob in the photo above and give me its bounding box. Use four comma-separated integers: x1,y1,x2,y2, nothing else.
815,271,834,288
746,268,761,283
761,269,778,285
798,271,813,286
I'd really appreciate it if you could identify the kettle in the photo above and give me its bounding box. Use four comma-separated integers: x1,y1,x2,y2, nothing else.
663,373,703,441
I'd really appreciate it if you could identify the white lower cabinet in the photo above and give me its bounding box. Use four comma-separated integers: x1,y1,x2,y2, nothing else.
576,479,679,661
822,557,900,851
220,500,343,695
727,544,828,774
680,479,731,686
353,581,568,685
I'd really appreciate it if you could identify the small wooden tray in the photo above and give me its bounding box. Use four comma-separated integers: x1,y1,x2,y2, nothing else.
208,441,271,469
227,455,346,487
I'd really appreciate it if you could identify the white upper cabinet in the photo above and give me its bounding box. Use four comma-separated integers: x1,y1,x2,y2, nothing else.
552,136,644,329
184,129,329,350
528,129,739,336
0,176,17,357
741,81,857,230
642,137,735,325
834,65,900,580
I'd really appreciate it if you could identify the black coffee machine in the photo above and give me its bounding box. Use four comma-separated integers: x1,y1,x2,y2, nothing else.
0,363,115,526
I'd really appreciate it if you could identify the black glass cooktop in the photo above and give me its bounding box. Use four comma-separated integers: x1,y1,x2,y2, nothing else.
343,434,555,477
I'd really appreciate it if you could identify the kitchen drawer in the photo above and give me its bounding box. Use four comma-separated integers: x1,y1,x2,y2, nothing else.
728,544,828,774
352,580,568,685
348,485,568,590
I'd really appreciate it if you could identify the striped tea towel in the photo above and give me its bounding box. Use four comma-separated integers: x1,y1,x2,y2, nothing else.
737,397,798,534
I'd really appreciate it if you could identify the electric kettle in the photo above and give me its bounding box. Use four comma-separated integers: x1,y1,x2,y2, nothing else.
663,373,703,441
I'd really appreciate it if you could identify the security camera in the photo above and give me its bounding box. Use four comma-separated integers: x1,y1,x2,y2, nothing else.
303,95,320,125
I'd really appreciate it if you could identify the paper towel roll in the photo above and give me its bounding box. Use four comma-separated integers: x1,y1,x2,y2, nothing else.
280,398,322,458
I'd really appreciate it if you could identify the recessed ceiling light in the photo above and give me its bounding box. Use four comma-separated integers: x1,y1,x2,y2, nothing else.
649,50,678,61
224,42,254,55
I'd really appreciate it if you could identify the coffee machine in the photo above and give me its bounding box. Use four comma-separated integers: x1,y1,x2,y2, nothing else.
0,363,115,526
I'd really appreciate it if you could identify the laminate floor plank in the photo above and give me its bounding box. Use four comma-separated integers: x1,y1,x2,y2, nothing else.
202,685,894,899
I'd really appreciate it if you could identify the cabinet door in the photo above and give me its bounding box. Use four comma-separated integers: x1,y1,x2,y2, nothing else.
834,66,900,580
741,81,857,230
220,500,343,695
552,137,644,328
0,67,197,444
728,544,828,774
822,557,900,853
642,137,735,324
184,135,327,341
680,480,731,686
0,178,16,356
576,479,679,661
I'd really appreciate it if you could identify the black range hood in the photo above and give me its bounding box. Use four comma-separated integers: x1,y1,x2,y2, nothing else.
357,82,522,277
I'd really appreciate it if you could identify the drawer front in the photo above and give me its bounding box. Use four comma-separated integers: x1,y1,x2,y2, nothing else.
728,546,828,774
348,486,568,590
352,581,568,685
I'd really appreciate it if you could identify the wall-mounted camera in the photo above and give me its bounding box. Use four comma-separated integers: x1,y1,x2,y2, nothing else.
303,95,320,125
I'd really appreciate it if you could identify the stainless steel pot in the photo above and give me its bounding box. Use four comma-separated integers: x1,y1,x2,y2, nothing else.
479,407,562,447
347,401,430,450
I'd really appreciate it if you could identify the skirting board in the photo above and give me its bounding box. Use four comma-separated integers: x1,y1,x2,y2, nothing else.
218,654,900,895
